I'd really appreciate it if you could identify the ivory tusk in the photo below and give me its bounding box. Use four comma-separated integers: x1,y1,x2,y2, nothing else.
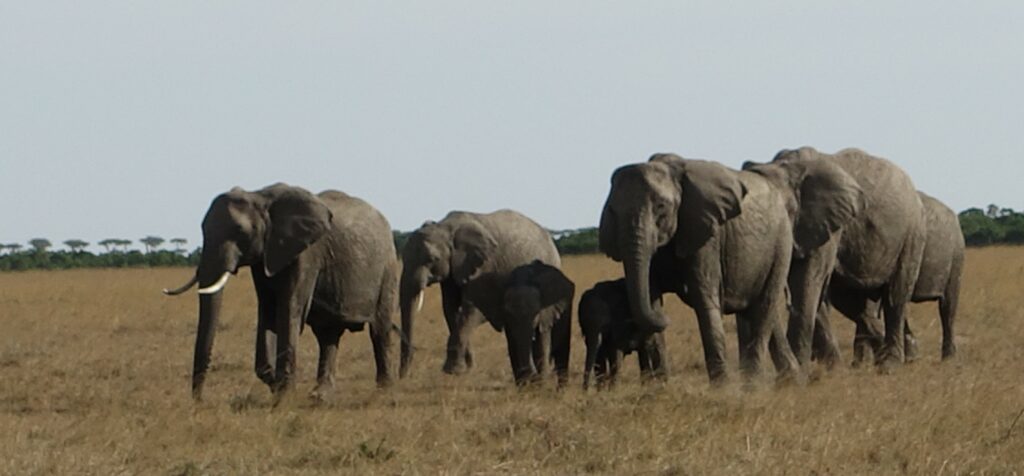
197,272,231,295
416,290,424,313
162,275,198,295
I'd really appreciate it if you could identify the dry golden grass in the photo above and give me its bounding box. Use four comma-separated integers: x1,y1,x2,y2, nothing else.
1,248,1023,474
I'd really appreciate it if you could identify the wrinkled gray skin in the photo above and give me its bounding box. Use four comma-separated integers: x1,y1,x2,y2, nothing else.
398,210,560,381
599,154,802,384
578,279,667,390
501,260,574,386
744,147,927,369
164,184,397,401
818,191,963,364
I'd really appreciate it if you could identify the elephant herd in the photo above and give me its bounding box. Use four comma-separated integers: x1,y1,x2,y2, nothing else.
163,146,964,401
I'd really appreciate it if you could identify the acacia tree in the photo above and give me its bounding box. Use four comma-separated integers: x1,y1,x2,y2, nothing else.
116,239,132,252
7,243,23,254
140,236,164,254
98,239,118,253
29,238,52,253
64,239,90,253
170,237,188,253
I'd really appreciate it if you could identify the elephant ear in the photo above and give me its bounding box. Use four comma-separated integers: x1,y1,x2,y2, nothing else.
451,221,497,285
789,160,865,254
671,158,747,258
530,261,576,311
264,190,333,277
598,168,626,262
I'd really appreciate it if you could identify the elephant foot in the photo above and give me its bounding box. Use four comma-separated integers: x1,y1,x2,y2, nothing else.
875,348,904,374
308,386,332,405
941,344,957,360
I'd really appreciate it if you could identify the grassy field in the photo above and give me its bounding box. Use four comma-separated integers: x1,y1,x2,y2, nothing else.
1,248,1023,474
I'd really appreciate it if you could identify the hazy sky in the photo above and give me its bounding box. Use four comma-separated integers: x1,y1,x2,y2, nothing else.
2,2,1022,250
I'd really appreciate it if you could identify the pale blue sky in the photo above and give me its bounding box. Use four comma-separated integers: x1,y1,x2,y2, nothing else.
2,2,1021,251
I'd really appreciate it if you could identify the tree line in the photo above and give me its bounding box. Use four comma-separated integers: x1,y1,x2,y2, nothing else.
1,205,1021,271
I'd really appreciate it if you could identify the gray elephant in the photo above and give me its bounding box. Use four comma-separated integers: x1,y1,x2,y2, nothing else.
578,278,667,389
397,210,561,384
820,191,963,364
743,147,927,369
501,260,574,385
163,184,397,401
598,154,804,384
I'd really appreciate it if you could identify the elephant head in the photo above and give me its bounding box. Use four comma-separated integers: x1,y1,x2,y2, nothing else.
398,216,497,377
599,154,746,332
163,183,332,400
742,147,865,258
502,260,575,384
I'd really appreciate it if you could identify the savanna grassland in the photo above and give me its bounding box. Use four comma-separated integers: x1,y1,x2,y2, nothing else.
1,249,1023,475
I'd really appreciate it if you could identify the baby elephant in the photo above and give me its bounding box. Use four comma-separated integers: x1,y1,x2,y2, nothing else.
502,261,575,386
578,279,668,389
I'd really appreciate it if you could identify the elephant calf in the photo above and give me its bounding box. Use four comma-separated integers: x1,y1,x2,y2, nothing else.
578,279,667,390
501,261,574,386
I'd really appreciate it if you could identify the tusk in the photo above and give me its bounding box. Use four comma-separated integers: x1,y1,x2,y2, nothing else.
197,272,231,295
163,274,198,295
416,290,424,313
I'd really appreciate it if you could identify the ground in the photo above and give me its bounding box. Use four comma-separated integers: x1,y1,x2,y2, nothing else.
1,248,1023,474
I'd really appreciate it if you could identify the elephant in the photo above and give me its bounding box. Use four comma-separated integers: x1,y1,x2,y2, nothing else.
501,260,574,385
578,278,667,390
598,154,805,384
816,191,963,364
163,183,397,401
397,209,561,383
743,147,927,369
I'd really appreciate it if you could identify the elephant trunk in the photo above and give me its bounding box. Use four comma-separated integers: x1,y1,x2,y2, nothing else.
398,271,427,378
623,239,667,332
192,291,223,401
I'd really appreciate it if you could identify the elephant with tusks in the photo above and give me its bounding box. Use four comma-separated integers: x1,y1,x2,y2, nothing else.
164,183,398,401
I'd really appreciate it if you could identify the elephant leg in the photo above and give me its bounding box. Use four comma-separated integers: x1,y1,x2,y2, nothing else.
877,231,926,369
736,311,773,382
443,303,483,375
583,332,602,390
311,322,343,400
787,243,839,367
637,344,653,382
811,299,842,369
371,263,396,386
549,308,571,387
505,322,537,385
940,290,959,359
694,305,729,384
532,325,551,378
254,291,277,389
649,332,668,381
606,349,624,388
272,270,319,395
369,320,394,387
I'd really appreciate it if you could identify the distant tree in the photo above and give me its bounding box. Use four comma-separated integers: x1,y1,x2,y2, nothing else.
170,237,188,253
986,204,1000,218
140,236,164,254
116,239,132,252
64,239,90,253
29,238,52,253
7,243,23,254
98,239,119,253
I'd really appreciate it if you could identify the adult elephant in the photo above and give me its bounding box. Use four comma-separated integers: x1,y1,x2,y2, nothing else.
397,210,560,379
820,191,963,363
743,147,927,369
163,184,397,401
598,154,807,384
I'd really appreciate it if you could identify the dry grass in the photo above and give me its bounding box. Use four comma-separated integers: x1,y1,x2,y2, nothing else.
1,249,1023,474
